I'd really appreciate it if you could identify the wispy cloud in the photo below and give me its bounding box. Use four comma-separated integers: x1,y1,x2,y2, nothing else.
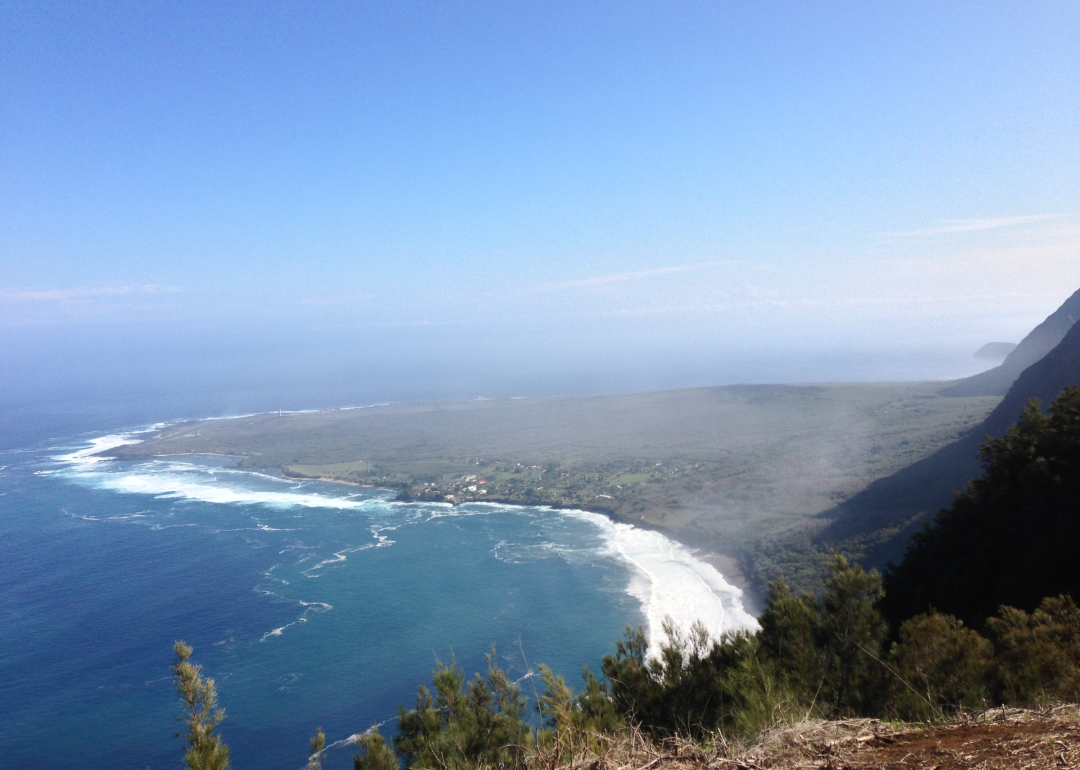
0,284,181,303
515,261,736,297
876,214,1065,237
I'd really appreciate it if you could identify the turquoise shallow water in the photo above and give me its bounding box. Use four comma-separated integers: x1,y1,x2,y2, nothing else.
0,428,754,770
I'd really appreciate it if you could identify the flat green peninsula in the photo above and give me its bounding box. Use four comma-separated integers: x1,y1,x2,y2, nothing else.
107,382,999,596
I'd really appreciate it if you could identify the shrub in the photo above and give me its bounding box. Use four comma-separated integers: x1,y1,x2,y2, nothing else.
353,729,398,770
535,664,621,759
721,640,803,739
601,620,729,737
817,555,888,716
395,648,529,770
986,594,1080,705
888,612,992,719
756,580,824,703
171,641,230,770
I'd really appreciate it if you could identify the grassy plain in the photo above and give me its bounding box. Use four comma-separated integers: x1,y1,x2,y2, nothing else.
108,383,998,601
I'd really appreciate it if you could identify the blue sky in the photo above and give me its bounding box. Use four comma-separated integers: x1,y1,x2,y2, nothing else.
2,2,1079,403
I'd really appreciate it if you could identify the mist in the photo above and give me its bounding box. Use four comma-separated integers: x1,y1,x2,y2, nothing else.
1,305,1011,453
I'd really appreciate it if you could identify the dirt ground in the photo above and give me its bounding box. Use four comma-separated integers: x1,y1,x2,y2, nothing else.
825,720,1078,769
734,706,1080,770
569,707,1080,770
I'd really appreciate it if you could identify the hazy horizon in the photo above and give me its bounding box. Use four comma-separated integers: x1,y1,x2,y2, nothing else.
3,1,1079,443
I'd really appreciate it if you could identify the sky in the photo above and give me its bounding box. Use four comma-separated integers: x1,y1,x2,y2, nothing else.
2,1,1079,420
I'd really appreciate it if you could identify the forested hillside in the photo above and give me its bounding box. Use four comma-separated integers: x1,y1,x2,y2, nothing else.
882,386,1080,629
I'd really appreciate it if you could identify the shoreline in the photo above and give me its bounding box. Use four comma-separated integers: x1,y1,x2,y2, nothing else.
93,379,994,604
70,432,761,656
277,465,754,598
126,448,758,614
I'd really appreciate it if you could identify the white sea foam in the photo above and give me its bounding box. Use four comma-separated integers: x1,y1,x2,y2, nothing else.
52,436,388,511
563,510,759,654
301,718,396,770
303,548,364,575
301,526,393,576
261,600,333,641
261,624,293,640
91,470,378,509
52,433,143,465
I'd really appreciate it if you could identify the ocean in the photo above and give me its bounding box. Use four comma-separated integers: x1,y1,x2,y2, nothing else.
0,424,755,770
0,339,995,769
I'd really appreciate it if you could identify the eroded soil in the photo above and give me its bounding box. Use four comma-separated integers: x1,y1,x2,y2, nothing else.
744,707,1080,770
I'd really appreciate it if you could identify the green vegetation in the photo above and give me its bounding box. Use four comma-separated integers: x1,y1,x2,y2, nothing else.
883,387,1080,629
887,611,993,719
600,556,888,738
392,649,530,770
352,729,397,770
308,727,326,770
171,641,230,770
356,583,1080,767
987,595,1080,706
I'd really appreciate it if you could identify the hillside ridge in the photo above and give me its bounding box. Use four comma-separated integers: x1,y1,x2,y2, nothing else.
942,287,1080,397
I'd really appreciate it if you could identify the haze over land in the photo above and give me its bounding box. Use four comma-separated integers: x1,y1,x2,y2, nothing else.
111,287,1080,602
113,382,997,596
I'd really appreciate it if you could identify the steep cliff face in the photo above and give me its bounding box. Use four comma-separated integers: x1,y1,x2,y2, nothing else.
974,341,1017,359
980,317,1080,436
942,287,1080,397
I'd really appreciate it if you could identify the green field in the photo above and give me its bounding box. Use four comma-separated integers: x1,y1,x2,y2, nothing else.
108,382,999,601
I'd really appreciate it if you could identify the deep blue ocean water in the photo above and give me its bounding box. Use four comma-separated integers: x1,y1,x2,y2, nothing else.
0,427,754,770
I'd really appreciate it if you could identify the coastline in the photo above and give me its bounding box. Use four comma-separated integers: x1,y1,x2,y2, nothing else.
104,437,759,611
153,451,758,616
279,467,374,488
277,464,754,597
96,381,997,603
83,435,760,649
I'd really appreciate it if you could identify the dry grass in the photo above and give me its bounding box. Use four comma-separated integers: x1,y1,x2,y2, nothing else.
525,706,1080,770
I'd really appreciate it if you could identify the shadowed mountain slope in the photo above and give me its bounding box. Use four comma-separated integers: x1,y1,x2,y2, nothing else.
881,382,1080,629
981,317,1080,436
820,315,1080,572
942,287,1080,397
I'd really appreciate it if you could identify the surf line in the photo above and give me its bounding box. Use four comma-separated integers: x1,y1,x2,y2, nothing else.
51,433,385,511
568,510,757,653
260,600,334,642
439,500,758,655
